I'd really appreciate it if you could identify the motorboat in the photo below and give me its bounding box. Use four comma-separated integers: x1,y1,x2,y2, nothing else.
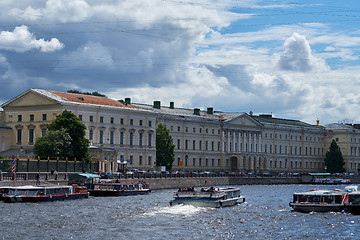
289,186,357,212
88,182,150,197
344,186,360,214
169,186,245,208
1,184,88,203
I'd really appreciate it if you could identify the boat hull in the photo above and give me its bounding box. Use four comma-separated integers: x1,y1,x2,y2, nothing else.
289,202,344,213
2,193,89,203
88,189,150,197
344,204,360,215
170,197,245,208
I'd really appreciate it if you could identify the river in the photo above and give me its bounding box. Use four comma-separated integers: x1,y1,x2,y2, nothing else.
1,184,359,240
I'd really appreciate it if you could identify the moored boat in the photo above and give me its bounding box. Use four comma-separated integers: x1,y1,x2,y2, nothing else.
344,186,360,214
289,186,357,213
1,184,89,203
169,186,245,208
88,182,150,197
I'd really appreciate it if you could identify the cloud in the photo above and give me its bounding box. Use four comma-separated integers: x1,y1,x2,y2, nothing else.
0,25,64,52
276,33,328,72
9,0,91,22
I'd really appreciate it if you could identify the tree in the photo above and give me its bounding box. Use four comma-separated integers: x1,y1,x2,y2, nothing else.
33,129,73,160
156,123,175,171
324,139,345,173
34,110,91,161
67,90,106,97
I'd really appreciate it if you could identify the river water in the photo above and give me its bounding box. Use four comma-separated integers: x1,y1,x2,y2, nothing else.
1,184,359,240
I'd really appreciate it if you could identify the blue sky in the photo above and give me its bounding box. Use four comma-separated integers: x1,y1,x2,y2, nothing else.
0,0,360,125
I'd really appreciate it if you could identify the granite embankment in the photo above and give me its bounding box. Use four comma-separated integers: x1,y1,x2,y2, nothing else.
0,176,302,190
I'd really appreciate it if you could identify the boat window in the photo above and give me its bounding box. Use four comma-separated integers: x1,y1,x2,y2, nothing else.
323,196,333,203
298,195,307,202
308,195,321,202
350,195,360,204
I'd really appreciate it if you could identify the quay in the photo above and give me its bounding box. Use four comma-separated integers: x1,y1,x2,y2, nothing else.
2,172,360,190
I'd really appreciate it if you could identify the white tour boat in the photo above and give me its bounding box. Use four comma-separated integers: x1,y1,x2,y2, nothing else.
289,186,358,213
169,186,245,208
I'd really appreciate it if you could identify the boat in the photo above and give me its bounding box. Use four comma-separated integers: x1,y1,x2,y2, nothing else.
1,184,89,203
289,186,357,213
88,182,150,197
169,186,245,208
344,186,360,214
312,178,352,185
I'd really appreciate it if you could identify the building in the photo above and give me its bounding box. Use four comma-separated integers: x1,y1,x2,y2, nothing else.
325,123,360,172
0,88,358,174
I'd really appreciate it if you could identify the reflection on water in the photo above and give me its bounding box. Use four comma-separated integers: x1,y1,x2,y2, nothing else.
1,185,360,240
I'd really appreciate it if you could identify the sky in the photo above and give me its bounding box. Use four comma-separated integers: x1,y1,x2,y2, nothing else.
0,0,360,125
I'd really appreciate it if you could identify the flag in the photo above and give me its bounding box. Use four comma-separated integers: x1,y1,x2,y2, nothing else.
11,159,16,173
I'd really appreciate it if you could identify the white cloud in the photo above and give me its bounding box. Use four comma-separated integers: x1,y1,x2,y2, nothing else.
10,0,91,22
0,25,64,52
276,33,328,72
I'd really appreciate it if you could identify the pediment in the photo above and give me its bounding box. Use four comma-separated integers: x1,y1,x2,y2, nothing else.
4,91,57,108
225,114,263,129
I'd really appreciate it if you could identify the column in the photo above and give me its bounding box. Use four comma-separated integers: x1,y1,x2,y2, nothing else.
228,130,231,152
243,132,247,152
233,131,236,152
259,132,262,153
249,132,252,152
238,131,242,152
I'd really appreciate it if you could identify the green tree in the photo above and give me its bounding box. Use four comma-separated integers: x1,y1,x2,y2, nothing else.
156,123,175,171
35,110,91,161
324,139,345,173
33,129,73,160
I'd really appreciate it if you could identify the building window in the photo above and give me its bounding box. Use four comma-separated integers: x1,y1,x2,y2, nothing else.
148,156,152,165
110,117,114,124
148,133,152,146
185,140,188,150
18,115,22,122
100,116,104,123
41,128,47,136
199,158,202,167
193,128,196,133
79,115,82,121
212,159,215,167
199,141,202,150
29,129,34,143
129,156,133,165
42,114,47,121
212,141,214,151
99,131,103,144
178,126,181,132
121,118,124,124
193,140,196,150
130,132,134,146
90,116,93,122
199,128,202,133
89,129,93,141
120,132,124,145
185,127,188,132
130,119,133,125
110,131,114,144
139,133,143,146
148,121,152,127
177,139,180,149
30,114,34,121
206,141,208,151
17,129,22,143
193,158,196,166
139,156,142,165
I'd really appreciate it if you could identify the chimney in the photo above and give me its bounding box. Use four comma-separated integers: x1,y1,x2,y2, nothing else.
194,108,200,116
125,98,131,104
153,101,161,109
207,107,213,114
316,119,320,125
170,102,174,109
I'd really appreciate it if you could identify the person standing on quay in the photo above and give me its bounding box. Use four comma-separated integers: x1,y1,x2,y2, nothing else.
36,173,40,186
